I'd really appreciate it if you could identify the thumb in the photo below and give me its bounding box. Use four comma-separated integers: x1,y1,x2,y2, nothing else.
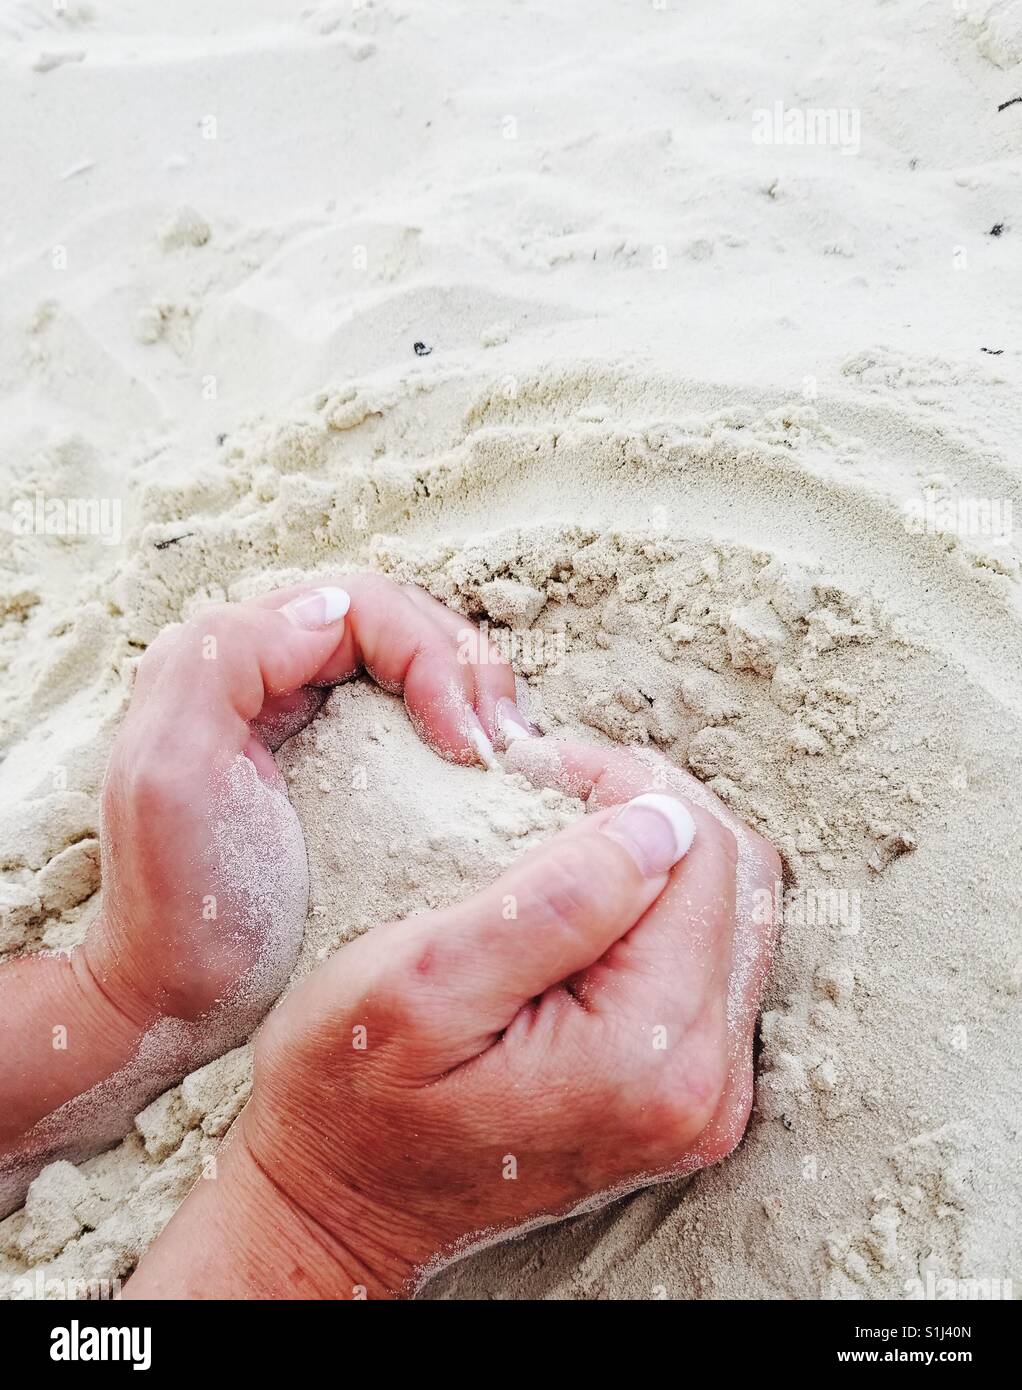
127,587,352,770
391,793,697,1062
232,585,354,711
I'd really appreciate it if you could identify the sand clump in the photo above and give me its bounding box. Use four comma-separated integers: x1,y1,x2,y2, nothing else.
277,683,584,973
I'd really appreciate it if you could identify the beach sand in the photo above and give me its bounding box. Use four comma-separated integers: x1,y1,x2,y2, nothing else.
0,0,1019,1298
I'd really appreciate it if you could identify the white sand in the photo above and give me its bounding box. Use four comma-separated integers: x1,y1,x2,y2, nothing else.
1,0,1020,1299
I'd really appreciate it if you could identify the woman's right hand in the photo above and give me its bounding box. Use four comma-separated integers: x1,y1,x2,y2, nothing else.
126,740,780,1299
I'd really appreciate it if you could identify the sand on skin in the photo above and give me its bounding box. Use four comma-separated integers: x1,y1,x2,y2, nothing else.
0,0,1020,1298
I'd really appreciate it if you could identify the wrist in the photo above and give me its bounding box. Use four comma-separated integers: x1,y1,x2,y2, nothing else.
125,1123,417,1300
74,926,158,1040
80,912,161,1032
0,943,144,1151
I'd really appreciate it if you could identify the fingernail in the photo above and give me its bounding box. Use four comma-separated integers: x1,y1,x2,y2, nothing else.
495,696,540,749
281,586,351,630
465,708,499,770
602,793,696,878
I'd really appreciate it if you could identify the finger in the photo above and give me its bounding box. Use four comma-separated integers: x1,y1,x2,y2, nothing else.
673,826,780,1171
251,687,328,751
128,621,183,697
248,574,516,766
650,809,778,1168
506,736,780,943
399,584,516,736
504,736,698,805
573,803,737,1027
699,836,780,1157
508,737,781,1157
120,588,351,772
375,792,697,1067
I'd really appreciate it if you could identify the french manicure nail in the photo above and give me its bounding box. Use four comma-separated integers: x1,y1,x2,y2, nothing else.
602,793,696,878
495,696,540,748
281,586,351,630
465,708,498,769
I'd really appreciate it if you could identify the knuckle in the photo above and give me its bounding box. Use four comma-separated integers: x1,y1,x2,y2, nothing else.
619,1082,698,1155
700,1110,751,1165
527,842,606,935
133,626,179,687
695,1071,754,1165
366,936,445,1037
135,643,163,681
680,1051,731,1136
620,1051,732,1160
124,757,194,821
187,604,235,644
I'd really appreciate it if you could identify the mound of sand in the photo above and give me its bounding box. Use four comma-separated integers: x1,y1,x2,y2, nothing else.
1,0,1019,1300
2,367,1020,1298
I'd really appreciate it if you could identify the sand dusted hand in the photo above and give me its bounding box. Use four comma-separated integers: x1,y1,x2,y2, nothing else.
0,576,515,1218
87,575,514,1027
125,741,780,1299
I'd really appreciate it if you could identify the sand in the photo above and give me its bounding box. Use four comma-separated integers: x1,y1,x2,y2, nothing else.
1,0,1020,1299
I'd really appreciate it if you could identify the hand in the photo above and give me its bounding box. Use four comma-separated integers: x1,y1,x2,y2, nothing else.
125,739,780,1298
0,575,517,1216
84,574,517,1033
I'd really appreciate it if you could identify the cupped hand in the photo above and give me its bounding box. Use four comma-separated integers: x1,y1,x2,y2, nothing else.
229,738,781,1295
0,575,519,1220
84,575,517,1034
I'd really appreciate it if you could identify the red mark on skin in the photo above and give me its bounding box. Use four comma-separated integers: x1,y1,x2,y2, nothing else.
413,944,438,978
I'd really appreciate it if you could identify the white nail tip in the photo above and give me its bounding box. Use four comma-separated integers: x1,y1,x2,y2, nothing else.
497,708,532,744
468,722,499,770
626,793,696,861
316,587,351,621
